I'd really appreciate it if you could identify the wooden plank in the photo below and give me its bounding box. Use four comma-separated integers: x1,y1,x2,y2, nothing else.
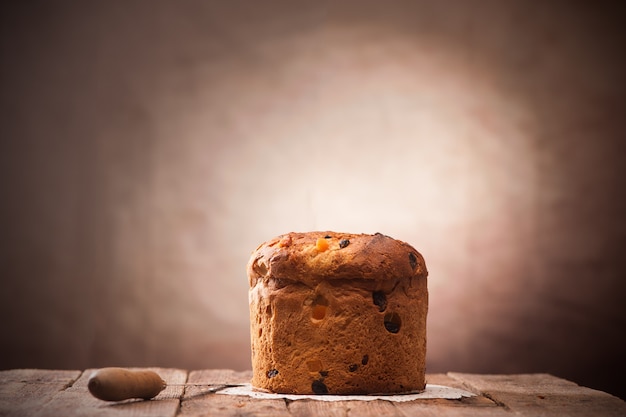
180,369,291,417
393,374,509,417
448,373,626,417
0,369,81,417
286,399,349,417
345,400,400,417
287,398,400,417
395,404,510,417
30,367,187,417
395,398,509,417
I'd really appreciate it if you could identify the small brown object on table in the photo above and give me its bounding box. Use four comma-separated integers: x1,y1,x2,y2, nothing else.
1,368,624,417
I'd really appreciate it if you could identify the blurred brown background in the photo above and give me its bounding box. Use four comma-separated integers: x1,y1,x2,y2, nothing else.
1,0,625,400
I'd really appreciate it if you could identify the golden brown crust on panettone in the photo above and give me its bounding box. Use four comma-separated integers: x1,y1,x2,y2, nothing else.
247,231,427,287
248,231,428,395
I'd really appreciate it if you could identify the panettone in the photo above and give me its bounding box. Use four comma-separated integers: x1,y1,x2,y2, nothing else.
247,231,428,394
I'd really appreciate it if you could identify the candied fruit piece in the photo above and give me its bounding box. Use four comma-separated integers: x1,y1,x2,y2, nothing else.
361,355,369,365
339,239,350,248
348,364,358,372
267,369,279,378
409,252,418,269
316,238,329,252
311,304,327,321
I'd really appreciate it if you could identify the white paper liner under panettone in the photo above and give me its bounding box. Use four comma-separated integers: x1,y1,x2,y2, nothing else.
218,383,476,402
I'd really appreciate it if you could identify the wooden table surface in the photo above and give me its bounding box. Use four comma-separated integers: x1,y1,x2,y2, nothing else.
1,369,624,416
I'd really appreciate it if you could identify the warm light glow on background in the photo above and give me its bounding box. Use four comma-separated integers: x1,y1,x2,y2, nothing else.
137,24,537,370
1,0,624,400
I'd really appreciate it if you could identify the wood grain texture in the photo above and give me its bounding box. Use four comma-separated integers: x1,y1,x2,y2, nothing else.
286,400,349,417
180,369,291,417
0,369,81,417
448,372,626,417
1,370,625,416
